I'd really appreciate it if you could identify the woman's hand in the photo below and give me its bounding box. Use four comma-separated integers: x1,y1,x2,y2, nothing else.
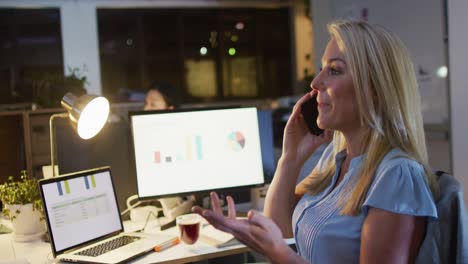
282,91,332,166
192,192,302,263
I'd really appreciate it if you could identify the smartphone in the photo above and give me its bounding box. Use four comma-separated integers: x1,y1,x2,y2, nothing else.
300,95,324,136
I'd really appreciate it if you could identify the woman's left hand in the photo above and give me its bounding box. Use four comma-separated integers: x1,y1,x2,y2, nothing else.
192,192,296,262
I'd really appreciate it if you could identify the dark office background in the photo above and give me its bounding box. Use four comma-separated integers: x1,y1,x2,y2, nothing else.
97,8,293,104
0,9,63,106
0,8,293,107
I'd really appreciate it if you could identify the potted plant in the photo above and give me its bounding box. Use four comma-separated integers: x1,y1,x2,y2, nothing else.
23,65,88,108
0,170,45,242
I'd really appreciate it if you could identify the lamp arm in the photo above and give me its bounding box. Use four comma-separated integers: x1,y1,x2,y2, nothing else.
49,112,69,177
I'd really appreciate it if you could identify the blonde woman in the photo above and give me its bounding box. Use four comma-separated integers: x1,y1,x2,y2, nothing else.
193,20,438,263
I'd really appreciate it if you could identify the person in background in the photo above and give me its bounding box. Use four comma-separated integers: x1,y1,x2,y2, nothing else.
193,20,438,263
143,82,180,111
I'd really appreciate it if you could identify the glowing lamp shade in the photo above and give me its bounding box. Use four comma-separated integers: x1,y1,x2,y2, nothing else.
61,93,110,139
48,92,110,177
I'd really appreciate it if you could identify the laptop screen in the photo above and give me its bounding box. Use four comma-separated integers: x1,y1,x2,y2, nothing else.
40,168,122,253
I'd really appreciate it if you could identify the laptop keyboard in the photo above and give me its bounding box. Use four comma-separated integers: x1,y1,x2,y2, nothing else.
75,236,141,257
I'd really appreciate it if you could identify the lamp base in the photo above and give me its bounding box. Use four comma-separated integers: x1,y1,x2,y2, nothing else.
42,165,59,179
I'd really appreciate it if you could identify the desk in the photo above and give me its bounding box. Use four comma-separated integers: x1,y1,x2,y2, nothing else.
0,220,52,263
0,218,295,264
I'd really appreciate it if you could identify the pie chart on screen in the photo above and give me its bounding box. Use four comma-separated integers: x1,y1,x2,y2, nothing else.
228,131,245,151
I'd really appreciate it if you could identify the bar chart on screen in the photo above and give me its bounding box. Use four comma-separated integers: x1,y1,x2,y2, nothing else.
131,108,265,198
153,135,204,164
150,130,249,166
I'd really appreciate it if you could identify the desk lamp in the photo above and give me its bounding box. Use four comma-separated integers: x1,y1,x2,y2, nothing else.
49,92,110,177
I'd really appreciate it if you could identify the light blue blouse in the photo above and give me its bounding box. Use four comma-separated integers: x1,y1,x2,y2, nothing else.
292,143,438,263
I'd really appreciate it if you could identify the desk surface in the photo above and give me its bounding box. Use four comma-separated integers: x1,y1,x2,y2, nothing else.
0,218,295,264
126,220,255,264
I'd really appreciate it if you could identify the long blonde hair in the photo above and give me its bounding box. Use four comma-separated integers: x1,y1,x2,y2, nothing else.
307,20,438,215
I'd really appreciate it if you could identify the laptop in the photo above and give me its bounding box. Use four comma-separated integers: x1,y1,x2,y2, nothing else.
39,167,176,264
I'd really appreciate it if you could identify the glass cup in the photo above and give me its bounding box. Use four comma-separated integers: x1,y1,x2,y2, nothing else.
176,213,201,245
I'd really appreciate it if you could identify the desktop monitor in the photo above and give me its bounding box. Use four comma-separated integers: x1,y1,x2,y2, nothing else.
129,107,265,200
257,109,277,183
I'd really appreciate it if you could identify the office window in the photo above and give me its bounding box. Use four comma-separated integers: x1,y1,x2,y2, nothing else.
98,10,140,100
183,10,219,99
97,8,292,104
143,12,182,93
257,9,292,98
0,9,63,106
221,10,258,97
99,10,182,102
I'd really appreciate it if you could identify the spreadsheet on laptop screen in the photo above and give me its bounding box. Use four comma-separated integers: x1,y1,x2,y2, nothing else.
41,170,121,252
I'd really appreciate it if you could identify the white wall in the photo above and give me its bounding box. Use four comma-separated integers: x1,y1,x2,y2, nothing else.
61,2,101,95
448,0,468,205
310,1,332,71
293,0,314,81
311,0,448,125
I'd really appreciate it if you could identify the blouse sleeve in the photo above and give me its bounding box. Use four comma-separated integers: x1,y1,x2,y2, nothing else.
362,158,438,219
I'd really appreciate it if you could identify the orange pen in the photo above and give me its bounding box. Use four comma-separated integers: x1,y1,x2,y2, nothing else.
154,237,180,252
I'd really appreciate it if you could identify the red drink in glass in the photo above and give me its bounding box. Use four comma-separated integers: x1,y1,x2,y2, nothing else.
176,214,201,245
179,222,200,244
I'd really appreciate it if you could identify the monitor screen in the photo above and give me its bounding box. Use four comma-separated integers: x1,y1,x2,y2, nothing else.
257,110,277,183
130,107,265,199
39,168,122,253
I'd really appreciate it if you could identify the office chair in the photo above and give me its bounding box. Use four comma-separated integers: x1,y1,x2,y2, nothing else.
416,171,468,264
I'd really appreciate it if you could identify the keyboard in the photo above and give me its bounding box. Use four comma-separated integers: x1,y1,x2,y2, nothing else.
75,235,141,257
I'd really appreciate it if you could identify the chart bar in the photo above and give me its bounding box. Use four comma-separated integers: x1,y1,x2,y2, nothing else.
154,151,161,163
195,135,203,160
64,180,70,194
84,176,89,190
90,175,96,188
57,182,63,196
